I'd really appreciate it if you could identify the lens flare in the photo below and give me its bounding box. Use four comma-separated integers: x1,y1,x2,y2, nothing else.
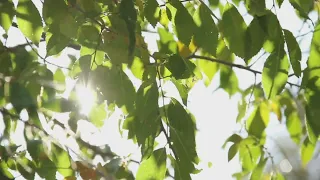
76,85,96,115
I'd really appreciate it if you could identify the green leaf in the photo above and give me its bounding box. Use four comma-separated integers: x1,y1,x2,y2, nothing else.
262,49,289,99
250,156,267,180
167,98,198,174
193,4,218,56
144,0,161,27
169,0,196,46
223,134,243,148
301,138,315,166
136,148,167,180
304,23,320,141
16,156,36,179
277,0,284,7
92,66,135,114
283,29,302,77
257,12,284,53
60,14,79,39
239,138,261,171
0,160,14,179
198,59,219,86
236,99,247,122
46,32,70,57
245,0,267,16
289,0,313,19
102,30,131,64
42,0,68,25
130,57,145,80
16,0,43,46
220,67,239,97
43,98,77,112
119,0,137,55
54,69,66,84
172,79,189,106
135,81,160,158
228,143,238,161
89,102,107,127
10,82,37,113
77,23,101,48
0,0,15,33
220,3,247,59
165,54,195,79
244,17,266,62
246,102,270,138
50,143,73,177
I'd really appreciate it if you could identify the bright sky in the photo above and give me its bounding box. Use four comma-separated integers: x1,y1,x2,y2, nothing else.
0,0,317,179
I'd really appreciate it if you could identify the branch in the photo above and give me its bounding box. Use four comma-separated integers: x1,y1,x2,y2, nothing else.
188,54,301,88
188,54,261,74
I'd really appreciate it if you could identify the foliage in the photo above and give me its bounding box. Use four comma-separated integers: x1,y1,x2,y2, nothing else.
0,0,319,179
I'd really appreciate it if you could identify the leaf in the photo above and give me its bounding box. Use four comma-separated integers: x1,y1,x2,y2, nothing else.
144,0,161,27
50,143,73,177
76,161,97,180
169,0,196,45
134,81,160,158
92,66,135,114
167,98,198,174
262,49,289,99
89,103,106,127
77,23,100,48
42,0,68,25
239,138,261,171
257,11,284,53
165,54,196,79
0,160,14,179
223,134,243,148
220,3,247,59
244,17,266,62
220,67,239,97
250,156,267,180
246,102,270,138
304,23,320,141
198,59,219,86
193,4,218,56
10,82,37,114
172,79,189,106
42,98,77,112
136,148,167,180
102,30,131,64
130,57,145,80
283,29,302,77
301,138,315,166
60,14,79,39
228,143,238,161
46,32,70,57
277,0,284,7
245,0,267,16
0,0,15,33
289,0,313,19
16,0,43,46
119,0,137,55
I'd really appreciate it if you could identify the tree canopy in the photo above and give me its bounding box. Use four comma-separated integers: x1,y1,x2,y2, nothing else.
0,0,319,179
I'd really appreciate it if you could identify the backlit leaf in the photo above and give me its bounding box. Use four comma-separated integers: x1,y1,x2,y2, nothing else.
167,98,198,175
193,4,218,56
16,0,43,46
165,54,195,79
246,102,270,138
136,148,167,180
262,49,289,99
144,0,161,27
0,0,15,33
221,3,247,59
283,29,301,77
169,0,196,46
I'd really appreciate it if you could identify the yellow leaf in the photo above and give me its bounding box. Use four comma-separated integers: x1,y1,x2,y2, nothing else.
177,41,192,58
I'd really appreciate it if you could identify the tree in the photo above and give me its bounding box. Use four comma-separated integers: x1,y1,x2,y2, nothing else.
0,0,319,179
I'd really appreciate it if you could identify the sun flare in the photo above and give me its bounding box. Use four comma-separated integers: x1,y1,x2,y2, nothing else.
75,85,96,115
